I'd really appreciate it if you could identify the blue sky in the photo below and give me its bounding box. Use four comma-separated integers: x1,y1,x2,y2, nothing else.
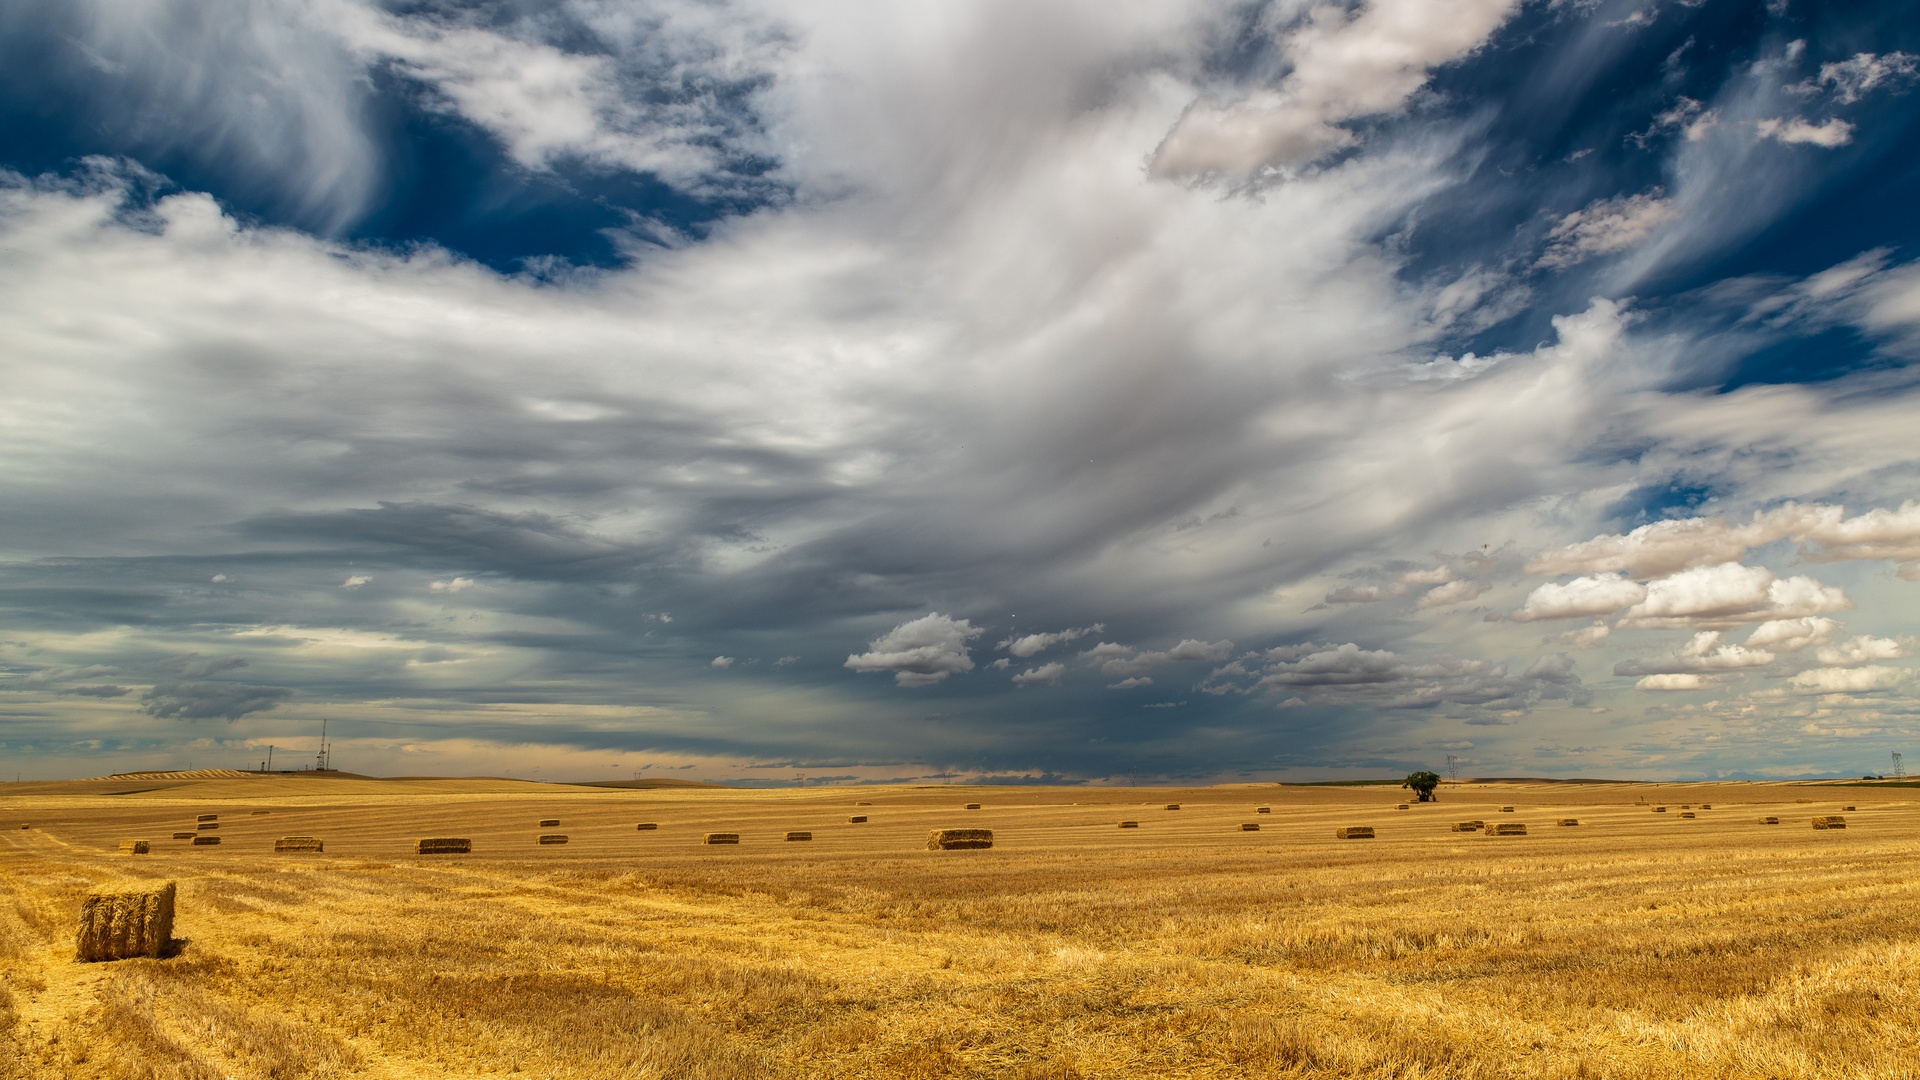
3,0,1920,784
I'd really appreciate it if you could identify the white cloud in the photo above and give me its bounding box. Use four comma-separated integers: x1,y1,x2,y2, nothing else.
1617,564,1851,630
1613,631,1775,676
1798,501,1920,564
1755,117,1854,147
1080,638,1233,677
1151,0,1521,178
1012,662,1066,686
1636,673,1709,691
711,655,734,668
1415,578,1486,609
1785,665,1908,694
998,623,1104,658
1792,51,1919,105
1744,617,1839,652
1815,636,1904,666
845,613,982,687
1552,622,1611,649
341,575,371,589
1536,191,1679,269
1511,573,1647,622
1525,503,1842,579
428,577,474,593
1107,676,1153,689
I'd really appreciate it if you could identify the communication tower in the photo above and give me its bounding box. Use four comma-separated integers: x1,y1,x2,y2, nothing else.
1446,754,1459,785
1894,751,1905,780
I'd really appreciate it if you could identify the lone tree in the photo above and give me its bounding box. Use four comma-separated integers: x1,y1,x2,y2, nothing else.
1403,770,1441,802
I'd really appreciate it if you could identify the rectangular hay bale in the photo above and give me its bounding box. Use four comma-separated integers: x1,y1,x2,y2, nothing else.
1239,822,1260,831
704,833,740,844
964,803,982,809
537,834,568,845
785,831,812,841
415,837,472,854
250,810,270,815
1164,803,1181,810
1485,822,1528,836
1451,820,1484,832
191,835,221,846
1335,826,1375,839
636,822,658,830
1118,820,1139,828
118,839,150,855
1843,805,1856,812
1812,816,1847,830
1757,816,1779,824
196,822,218,830
274,836,324,853
1396,804,1410,810
538,819,560,827
927,828,993,850
75,881,175,962
196,814,217,823
1557,819,1580,826
172,832,195,840
848,816,867,823
1256,807,1270,813
1653,806,1668,813
1499,806,1515,812
1680,811,1696,819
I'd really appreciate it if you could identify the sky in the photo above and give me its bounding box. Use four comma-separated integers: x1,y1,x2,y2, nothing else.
3,0,1920,785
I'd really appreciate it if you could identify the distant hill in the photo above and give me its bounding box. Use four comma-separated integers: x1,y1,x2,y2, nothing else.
567,778,732,790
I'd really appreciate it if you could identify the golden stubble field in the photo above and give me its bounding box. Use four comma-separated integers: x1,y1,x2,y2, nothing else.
2,775,1917,1079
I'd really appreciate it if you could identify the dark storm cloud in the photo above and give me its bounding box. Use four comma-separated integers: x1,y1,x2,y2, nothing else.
140,680,294,721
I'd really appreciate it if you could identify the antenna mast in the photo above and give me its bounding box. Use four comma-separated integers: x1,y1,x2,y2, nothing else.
1894,751,1905,780
1446,754,1459,785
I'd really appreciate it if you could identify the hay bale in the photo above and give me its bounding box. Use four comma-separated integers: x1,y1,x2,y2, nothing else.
538,819,560,827
848,815,868,823
1499,806,1515,812
964,803,982,809
191,835,221,846
856,801,873,806
1335,826,1375,839
415,837,471,854
1680,804,1692,809
1557,819,1580,826
1653,806,1668,813
118,840,150,855
1239,822,1260,831
1485,822,1528,836
1118,820,1138,828
1757,816,1779,824
1699,804,1712,810
785,831,812,842
196,822,218,831
1451,820,1485,832
1164,803,1181,810
172,832,195,840
537,834,568,845
196,814,217,823
927,828,993,850
636,823,657,830
1680,811,1696,819
1256,807,1271,814
704,833,740,845
17,823,27,830
1396,804,1410,810
75,881,175,962
1812,816,1847,830
250,810,270,815
273,836,323,853
1843,805,1857,812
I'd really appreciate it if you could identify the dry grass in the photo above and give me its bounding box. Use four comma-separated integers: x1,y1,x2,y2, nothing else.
3,777,1916,1078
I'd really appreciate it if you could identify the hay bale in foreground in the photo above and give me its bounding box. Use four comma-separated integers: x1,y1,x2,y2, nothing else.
76,881,174,962
196,814,217,823
636,822,657,830
927,828,993,850
704,833,740,845
1812,816,1847,830
1680,811,1696,819
191,835,221,846
1557,819,1580,826
1451,820,1484,832
785,831,811,841
848,815,868,823
1164,803,1181,811
1485,822,1528,836
1335,826,1375,839
415,837,471,854
118,840,150,855
964,803,982,809
538,819,560,827
274,836,323,853
1118,820,1139,828
1256,806,1271,814
537,834,568,845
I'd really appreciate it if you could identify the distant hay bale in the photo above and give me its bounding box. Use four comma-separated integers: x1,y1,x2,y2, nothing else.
196,814,217,823
196,822,218,830
964,803,982,809
1499,806,1515,812
1653,806,1668,813
250,810,270,815
118,840,150,855
1843,805,1857,812
1680,811,1696,818
1256,807,1270,813
704,833,740,845
415,837,471,854
1680,804,1692,809
1812,816,1847,830
273,836,323,853
848,816,867,823
1557,819,1580,826
172,832,194,840
1239,822,1260,831
1451,820,1484,832
538,819,560,827
1396,804,1410,810
1164,803,1181,811
191,835,221,846
75,881,174,962
17,823,27,830
785,831,812,841
1335,826,1375,839
1700,804,1713,809
856,801,873,806
537,834,568,845
1757,816,1779,824
636,823,658,830
1485,822,1527,836
927,828,993,850
1118,820,1138,828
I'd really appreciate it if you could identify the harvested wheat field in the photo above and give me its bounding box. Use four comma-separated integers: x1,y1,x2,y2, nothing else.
3,774,1918,1079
